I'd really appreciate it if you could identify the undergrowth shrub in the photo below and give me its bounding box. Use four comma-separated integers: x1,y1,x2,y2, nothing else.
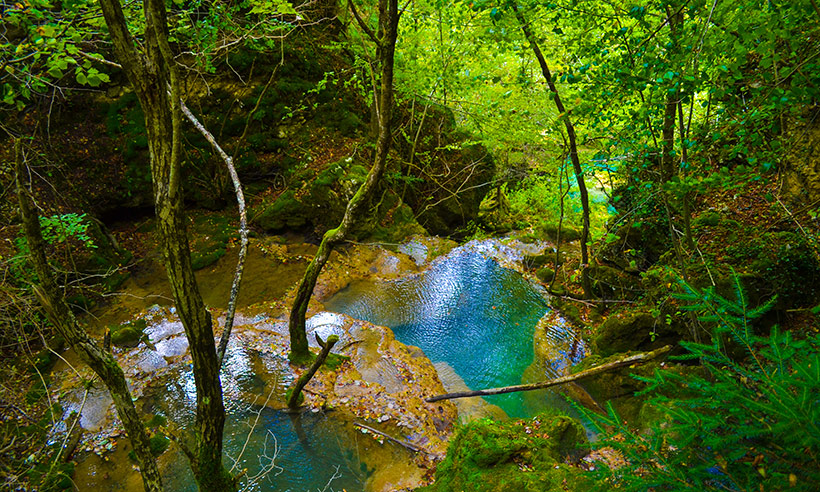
579,275,820,491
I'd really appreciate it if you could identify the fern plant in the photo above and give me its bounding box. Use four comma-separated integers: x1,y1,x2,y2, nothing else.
580,275,820,491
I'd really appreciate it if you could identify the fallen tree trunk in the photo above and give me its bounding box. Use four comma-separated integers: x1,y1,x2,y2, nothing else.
426,345,672,403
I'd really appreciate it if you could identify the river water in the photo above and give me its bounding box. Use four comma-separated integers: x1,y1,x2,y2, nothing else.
325,240,582,419
68,236,583,490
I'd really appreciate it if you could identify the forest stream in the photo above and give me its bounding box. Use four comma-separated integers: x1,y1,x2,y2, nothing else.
56,235,586,491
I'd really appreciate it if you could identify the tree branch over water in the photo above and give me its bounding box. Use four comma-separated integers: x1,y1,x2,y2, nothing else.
426,345,672,403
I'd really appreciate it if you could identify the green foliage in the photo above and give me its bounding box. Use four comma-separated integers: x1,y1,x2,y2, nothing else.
17,213,97,254
9,213,101,287
580,276,820,491
507,170,611,239
1,0,111,111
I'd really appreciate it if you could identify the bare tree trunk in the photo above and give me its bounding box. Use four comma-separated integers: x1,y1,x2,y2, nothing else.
287,334,338,408
14,140,163,492
289,0,401,362
97,0,234,489
514,5,592,298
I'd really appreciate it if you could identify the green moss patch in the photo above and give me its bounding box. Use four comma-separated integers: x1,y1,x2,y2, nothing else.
189,213,238,271
109,318,147,347
426,414,590,492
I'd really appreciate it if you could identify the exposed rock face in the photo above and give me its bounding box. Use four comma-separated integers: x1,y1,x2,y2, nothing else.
783,111,820,206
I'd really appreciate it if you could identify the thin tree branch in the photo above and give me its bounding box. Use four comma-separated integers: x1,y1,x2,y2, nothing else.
349,0,380,45
178,101,248,369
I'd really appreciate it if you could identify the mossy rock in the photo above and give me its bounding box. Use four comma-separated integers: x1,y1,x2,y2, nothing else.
252,190,310,231
587,264,642,300
597,217,670,271
693,211,721,228
252,158,360,234
477,187,515,233
426,414,590,492
536,267,555,283
551,297,582,327
538,222,582,242
593,310,659,357
524,249,569,270
722,230,820,310
572,353,661,424
110,319,147,347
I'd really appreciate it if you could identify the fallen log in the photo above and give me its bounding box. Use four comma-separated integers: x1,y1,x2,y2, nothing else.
425,345,672,403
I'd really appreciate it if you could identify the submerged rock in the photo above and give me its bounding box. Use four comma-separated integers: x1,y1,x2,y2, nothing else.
433,362,507,423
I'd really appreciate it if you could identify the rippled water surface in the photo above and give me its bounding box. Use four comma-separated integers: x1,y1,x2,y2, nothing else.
145,350,369,492
325,245,552,418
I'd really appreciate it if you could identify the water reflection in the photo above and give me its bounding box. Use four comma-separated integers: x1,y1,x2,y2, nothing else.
158,407,369,492
325,244,562,418
143,348,368,492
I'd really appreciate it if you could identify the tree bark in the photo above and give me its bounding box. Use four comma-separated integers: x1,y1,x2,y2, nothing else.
14,140,163,492
287,334,338,408
289,0,400,361
514,5,593,298
97,0,234,489
426,345,671,403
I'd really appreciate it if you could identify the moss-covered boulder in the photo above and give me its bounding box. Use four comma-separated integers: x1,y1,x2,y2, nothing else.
571,352,662,424
424,414,591,492
537,222,582,242
551,297,584,328
721,230,820,311
587,265,642,300
597,215,670,272
109,319,147,348
188,213,239,270
536,267,555,283
251,158,355,233
252,157,427,241
594,310,660,357
524,249,570,270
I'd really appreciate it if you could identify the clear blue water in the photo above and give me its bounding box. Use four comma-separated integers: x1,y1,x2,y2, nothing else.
159,407,368,492
144,350,370,492
325,247,552,418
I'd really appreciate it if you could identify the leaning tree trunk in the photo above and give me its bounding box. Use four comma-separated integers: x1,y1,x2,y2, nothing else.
289,0,400,362
98,0,234,489
514,5,593,298
14,140,163,492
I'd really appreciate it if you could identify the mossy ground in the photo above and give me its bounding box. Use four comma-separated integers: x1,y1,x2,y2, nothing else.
188,212,239,271
422,414,591,492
